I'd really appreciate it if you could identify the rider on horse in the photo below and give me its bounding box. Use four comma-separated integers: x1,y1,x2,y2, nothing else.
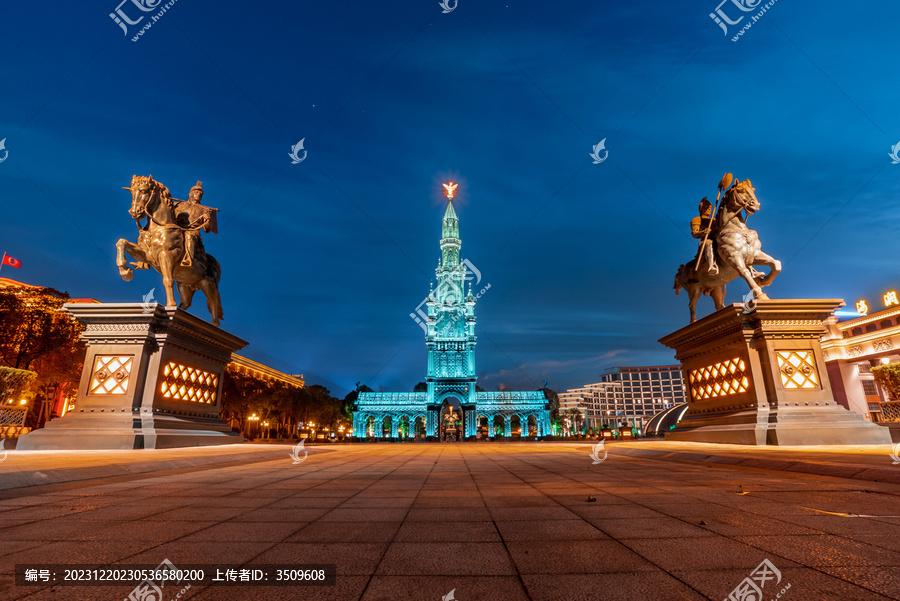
174,181,218,267
691,197,718,275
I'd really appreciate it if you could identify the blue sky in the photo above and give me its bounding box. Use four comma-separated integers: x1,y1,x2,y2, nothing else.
2,1,899,396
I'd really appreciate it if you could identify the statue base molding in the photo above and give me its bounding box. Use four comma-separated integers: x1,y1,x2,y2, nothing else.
18,304,247,450
659,300,892,446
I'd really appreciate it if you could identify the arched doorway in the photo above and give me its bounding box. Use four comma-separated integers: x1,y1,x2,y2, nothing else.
414,415,426,439
476,414,488,439
381,416,392,438
526,414,537,437
511,415,522,438
439,397,463,441
398,415,410,439
492,415,505,436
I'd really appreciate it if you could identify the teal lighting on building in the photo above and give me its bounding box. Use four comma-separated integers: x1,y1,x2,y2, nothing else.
352,188,551,439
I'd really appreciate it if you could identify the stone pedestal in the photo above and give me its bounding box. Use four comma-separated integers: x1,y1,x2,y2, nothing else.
18,303,248,450
659,300,892,446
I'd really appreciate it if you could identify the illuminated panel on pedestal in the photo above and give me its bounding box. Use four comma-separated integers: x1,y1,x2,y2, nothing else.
775,350,819,390
160,362,219,403
89,356,134,395
689,358,749,400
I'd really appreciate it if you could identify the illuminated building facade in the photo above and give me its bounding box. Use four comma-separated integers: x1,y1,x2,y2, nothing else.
561,366,686,431
352,188,551,439
821,292,900,424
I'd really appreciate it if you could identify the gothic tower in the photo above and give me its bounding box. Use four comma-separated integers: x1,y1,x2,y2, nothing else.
425,197,478,409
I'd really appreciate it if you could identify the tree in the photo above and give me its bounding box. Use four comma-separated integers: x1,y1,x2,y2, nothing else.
871,363,900,400
0,286,85,427
342,383,372,421
221,366,306,438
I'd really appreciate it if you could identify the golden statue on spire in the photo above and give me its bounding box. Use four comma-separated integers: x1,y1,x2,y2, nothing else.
442,182,458,200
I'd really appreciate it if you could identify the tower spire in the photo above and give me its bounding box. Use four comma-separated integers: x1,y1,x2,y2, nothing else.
440,182,460,266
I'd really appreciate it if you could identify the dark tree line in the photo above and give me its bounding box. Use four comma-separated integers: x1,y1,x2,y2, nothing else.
221,366,351,439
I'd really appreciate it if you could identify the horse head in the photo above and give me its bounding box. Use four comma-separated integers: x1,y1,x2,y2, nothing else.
723,178,760,216
123,175,157,220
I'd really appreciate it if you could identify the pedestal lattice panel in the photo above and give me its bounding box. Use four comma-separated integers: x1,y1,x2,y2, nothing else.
89,355,134,395
688,358,749,400
775,350,819,390
160,362,218,404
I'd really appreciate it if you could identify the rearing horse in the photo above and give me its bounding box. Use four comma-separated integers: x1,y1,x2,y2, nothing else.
116,175,224,326
674,179,781,323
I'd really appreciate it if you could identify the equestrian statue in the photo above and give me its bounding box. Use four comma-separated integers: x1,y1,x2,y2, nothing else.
116,175,224,326
674,173,781,323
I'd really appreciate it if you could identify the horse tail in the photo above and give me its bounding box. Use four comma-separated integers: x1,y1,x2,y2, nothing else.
205,254,222,285
205,254,224,321
674,265,683,295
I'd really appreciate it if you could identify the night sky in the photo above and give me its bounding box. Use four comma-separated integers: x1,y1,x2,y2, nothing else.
2,1,899,397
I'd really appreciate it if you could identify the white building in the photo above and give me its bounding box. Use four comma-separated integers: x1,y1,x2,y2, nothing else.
562,366,687,432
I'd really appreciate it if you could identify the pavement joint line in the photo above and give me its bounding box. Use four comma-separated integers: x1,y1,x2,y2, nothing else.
605,445,900,486
483,444,900,598
2,443,899,599
7,445,432,600
488,447,714,595
0,444,360,495
483,446,869,591
468,444,704,599
356,445,444,599
0,450,310,499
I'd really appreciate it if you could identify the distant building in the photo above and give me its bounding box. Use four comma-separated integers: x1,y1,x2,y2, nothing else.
230,354,304,389
352,190,551,439
820,299,900,424
0,277,100,304
561,366,686,431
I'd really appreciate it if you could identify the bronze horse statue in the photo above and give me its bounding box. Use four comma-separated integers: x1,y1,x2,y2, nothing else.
116,175,224,326
674,179,781,323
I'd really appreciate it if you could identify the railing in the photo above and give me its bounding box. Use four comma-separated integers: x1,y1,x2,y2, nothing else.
0,406,30,437
880,401,900,422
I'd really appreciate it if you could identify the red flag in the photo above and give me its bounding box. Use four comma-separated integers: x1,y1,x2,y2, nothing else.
1,253,22,268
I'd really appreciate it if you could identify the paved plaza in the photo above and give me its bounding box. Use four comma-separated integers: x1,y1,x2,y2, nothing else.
1,442,899,600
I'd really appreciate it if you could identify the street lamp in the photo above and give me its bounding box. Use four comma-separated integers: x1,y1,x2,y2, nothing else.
247,414,260,439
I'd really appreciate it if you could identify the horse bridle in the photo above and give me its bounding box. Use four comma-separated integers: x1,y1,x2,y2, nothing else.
130,180,203,232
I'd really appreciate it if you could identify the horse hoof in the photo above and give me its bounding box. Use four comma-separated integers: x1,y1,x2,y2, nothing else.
755,292,770,301
119,268,133,282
